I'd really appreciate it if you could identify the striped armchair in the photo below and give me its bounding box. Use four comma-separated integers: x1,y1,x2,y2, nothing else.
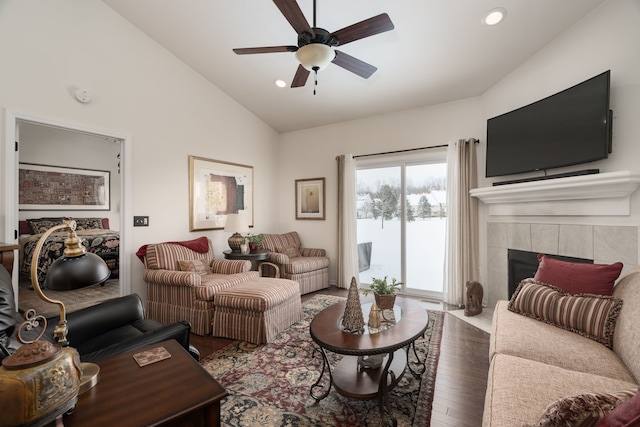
261,231,329,294
142,238,259,335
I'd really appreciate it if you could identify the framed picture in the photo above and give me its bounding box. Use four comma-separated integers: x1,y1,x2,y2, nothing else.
19,163,110,211
295,177,325,220
189,155,254,231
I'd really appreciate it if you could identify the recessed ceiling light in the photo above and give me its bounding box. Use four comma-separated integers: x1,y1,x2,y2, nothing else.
274,79,286,88
484,7,507,26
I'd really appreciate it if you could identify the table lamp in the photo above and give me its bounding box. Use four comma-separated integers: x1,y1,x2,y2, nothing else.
0,219,110,426
224,213,250,252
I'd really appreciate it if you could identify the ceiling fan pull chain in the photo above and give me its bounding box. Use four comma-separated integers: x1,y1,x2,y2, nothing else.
313,68,318,95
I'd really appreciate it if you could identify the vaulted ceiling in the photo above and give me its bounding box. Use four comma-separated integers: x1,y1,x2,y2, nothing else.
103,0,606,133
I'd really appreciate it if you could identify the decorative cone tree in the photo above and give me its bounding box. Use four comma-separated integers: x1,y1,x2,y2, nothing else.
341,277,365,333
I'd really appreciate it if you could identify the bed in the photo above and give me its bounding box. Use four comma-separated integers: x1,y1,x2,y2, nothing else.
19,217,120,285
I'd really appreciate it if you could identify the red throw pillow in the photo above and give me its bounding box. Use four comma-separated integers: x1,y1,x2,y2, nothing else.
534,254,622,296
599,388,640,427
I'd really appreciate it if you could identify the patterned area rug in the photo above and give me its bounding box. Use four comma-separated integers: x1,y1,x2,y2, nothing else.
202,295,444,427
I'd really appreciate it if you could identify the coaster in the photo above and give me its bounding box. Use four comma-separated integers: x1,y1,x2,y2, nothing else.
133,346,171,367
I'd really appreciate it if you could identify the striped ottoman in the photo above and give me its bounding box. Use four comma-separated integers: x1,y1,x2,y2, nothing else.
211,278,302,344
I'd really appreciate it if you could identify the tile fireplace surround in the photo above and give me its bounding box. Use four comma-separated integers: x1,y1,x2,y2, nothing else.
471,170,640,308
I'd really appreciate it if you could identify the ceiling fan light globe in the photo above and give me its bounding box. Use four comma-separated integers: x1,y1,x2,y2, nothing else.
295,44,335,72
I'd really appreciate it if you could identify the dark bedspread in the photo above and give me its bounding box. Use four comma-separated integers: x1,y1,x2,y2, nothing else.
20,229,120,284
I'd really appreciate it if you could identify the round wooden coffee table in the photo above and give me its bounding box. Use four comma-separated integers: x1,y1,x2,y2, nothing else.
309,298,429,426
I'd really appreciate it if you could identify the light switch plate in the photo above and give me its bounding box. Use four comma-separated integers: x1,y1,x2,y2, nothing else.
133,216,149,227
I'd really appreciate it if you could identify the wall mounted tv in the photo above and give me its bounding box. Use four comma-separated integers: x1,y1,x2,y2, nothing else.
485,70,612,181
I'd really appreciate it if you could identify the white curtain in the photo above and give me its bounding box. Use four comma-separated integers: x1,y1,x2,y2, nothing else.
444,139,479,306
336,154,359,288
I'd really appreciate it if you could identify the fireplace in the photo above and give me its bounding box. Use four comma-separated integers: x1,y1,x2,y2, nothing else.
507,249,593,298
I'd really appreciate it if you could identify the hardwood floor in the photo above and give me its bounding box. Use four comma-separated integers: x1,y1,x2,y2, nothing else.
190,286,490,426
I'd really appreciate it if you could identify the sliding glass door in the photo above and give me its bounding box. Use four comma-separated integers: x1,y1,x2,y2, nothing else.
404,163,447,295
356,166,402,285
356,154,447,299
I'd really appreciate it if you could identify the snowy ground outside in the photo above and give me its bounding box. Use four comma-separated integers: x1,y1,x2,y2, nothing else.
357,218,446,293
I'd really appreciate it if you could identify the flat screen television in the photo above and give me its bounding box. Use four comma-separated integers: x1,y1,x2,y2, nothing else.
485,70,612,179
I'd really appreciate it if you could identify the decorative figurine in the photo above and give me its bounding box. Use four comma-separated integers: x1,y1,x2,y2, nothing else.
368,301,381,329
358,354,385,370
464,280,484,316
341,277,365,333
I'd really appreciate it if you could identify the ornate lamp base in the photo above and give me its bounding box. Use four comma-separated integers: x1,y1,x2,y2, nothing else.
227,233,244,252
79,362,100,394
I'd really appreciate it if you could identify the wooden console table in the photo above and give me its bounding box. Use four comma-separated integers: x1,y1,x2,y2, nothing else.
0,242,19,278
60,340,227,427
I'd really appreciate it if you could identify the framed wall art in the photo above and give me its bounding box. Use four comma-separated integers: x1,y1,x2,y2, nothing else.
189,155,254,231
295,177,325,220
19,163,110,211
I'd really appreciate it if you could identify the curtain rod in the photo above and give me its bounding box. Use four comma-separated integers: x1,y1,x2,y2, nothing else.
353,139,479,159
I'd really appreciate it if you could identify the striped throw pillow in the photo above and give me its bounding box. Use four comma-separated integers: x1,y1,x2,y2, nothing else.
508,278,623,349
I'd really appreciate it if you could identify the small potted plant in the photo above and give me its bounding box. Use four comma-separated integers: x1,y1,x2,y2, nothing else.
246,234,264,253
362,276,403,310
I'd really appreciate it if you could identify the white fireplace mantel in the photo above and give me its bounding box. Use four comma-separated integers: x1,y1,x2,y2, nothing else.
470,170,640,216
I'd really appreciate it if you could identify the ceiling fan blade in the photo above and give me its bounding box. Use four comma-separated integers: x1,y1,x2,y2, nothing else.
332,50,377,79
291,64,310,87
233,46,298,55
273,0,314,37
331,13,394,46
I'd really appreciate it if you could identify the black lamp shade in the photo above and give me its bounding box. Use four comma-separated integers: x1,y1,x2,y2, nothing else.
45,252,111,291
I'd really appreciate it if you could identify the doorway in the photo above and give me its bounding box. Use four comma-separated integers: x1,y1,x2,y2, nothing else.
356,152,447,300
3,109,132,307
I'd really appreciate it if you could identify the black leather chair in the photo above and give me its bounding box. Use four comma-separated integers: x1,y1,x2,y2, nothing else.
0,265,199,362
0,264,20,357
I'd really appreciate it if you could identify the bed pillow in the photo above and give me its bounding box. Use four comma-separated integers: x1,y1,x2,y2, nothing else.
524,389,637,427
19,221,30,236
177,259,209,275
600,388,640,427
73,217,105,230
534,254,623,296
26,217,65,234
276,244,301,258
508,278,623,349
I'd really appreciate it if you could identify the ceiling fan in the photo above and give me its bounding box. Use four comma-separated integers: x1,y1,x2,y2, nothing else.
233,0,394,91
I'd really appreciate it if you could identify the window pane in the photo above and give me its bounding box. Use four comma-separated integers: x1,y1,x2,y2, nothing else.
356,166,401,285
405,163,447,293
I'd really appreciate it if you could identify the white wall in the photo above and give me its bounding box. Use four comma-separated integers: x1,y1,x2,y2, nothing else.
478,0,640,303
481,0,640,190
0,0,280,298
279,97,484,285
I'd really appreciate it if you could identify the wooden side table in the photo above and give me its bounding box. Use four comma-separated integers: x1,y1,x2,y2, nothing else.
0,242,19,278
223,249,269,271
60,340,227,427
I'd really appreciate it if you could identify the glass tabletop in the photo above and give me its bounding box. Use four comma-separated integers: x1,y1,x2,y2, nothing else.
338,302,403,335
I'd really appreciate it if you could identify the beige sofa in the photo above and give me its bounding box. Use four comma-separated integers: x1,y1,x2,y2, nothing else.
483,267,640,426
